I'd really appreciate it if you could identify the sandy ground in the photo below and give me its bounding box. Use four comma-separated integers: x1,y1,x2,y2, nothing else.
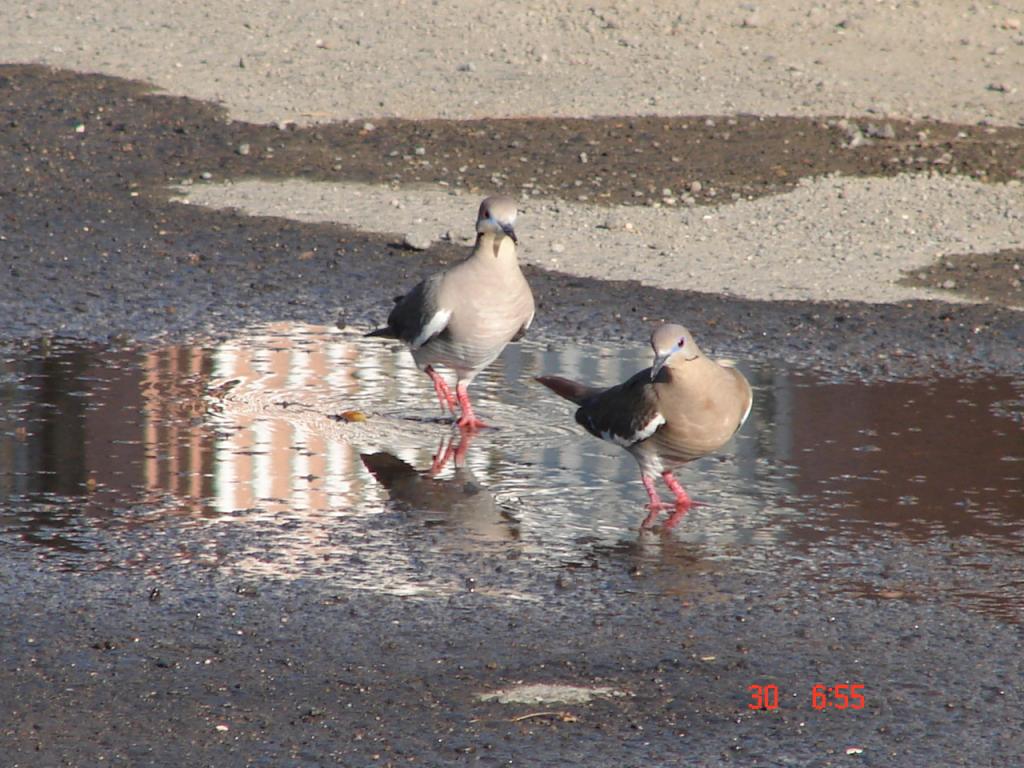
174,174,1024,304
3,1,1023,127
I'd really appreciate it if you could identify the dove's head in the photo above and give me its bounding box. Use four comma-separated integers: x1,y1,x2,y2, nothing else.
650,324,701,380
476,196,518,244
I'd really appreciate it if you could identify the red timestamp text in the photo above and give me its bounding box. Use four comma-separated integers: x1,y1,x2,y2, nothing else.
812,683,865,710
748,684,780,711
747,683,866,711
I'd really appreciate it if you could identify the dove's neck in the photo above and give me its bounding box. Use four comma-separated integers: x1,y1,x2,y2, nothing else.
472,232,518,265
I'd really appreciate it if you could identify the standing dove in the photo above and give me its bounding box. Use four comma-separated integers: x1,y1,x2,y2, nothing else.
366,196,534,430
537,324,752,529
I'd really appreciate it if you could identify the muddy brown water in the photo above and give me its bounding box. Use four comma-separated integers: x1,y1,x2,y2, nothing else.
1,323,1020,618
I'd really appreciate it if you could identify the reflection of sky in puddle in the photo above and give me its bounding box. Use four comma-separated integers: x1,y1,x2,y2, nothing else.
0,323,1021,617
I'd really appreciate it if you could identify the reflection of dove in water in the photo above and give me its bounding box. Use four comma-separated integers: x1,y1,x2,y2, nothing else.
360,435,518,544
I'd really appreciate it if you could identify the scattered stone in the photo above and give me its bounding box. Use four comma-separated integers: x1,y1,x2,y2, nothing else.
741,13,763,28
987,82,1012,93
578,151,589,163
942,279,957,290
847,130,872,148
200,171,213,180
550,242,565,253
688,180,702,193
865,123,896,140
457,62,475,72
413,146,426,156
402,232,432,251
236,143,251,156
362,122,376,132
1002,17,1021,30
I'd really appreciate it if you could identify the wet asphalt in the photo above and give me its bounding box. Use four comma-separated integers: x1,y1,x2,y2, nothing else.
1,64,1023,765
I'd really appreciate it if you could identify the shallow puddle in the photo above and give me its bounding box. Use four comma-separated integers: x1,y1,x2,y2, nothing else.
0,324,1021,618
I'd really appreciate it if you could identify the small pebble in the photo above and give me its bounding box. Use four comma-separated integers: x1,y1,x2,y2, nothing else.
688,180,702,193
847,131,872,148
550,242,565,253
403,232,432,251
942,279,957,290
362,122,376,132
200,171,213,180
866,123,896,140
413,146,426,156
236,143,251,156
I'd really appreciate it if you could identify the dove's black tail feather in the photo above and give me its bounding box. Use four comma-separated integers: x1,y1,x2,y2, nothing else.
535,375,596,405
365,326,398,339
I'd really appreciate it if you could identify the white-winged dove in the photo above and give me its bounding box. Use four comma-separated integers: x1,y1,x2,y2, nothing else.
367,196,535,430
537,324,752,529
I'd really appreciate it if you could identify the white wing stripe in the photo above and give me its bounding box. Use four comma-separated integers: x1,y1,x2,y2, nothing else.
601,413,665,447
411,309,452,349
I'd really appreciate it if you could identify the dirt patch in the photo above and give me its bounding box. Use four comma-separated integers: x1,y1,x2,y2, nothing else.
901,249,1024,308
5,66,1023,209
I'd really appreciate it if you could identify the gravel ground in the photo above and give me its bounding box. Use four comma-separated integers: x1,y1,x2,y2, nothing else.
2,1,1023,126
174,173,1024,305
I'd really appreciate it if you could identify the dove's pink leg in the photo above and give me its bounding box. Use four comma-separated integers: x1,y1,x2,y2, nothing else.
640,471,694,529
640,475,671,527
661,471,693,507
425,366,456,415
455,381,488,431
660,472,694,531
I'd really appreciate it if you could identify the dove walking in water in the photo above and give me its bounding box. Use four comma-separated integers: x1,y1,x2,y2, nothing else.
366,196,535,430
537,324,752,529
